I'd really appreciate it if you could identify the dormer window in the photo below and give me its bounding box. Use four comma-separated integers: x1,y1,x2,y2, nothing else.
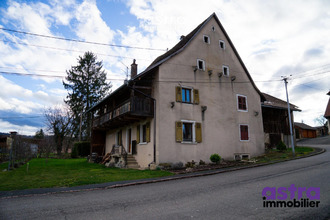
223,65,229,76
197,59,205,71
219,40,225,49
203,35,210,44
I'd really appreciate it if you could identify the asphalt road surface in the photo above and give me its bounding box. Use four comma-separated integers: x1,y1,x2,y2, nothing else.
1,137,329,220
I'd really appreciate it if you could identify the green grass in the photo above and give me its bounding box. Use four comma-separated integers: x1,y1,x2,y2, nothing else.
253,146,315,163
0,158,173,191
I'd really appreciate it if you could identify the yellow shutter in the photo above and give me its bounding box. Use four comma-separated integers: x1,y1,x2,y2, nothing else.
195,122,202,143
176,86,182,102
175,121,183,142
146,122,150,142
136,125,140,143
193,89,199,105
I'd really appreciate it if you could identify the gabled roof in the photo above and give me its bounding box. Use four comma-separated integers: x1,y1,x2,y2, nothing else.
294,122,317,130
89,12,264,112
324,98,330,118
261,93,301,111
135,12,264,99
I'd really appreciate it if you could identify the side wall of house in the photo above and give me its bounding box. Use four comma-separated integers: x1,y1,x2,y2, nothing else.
105,119,155,168
155,17,264,164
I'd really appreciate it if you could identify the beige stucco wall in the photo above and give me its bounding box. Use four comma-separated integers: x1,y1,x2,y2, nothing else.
154,17,264,164
105,119,154,169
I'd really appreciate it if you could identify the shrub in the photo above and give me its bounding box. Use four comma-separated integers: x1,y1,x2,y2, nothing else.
171,162,184,170
185,160,196,168
71,146,78,158
199,160,206,165
210,154,221,164
74,141,90,157
276,141,287,152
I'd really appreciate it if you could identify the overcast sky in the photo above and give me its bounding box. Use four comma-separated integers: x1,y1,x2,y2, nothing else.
0,0,329,135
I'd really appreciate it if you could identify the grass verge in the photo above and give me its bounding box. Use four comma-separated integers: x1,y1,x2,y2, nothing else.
0,158,172,191
253,146,315,163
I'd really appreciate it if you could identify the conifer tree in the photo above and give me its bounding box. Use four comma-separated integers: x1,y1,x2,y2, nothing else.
63,52,111,140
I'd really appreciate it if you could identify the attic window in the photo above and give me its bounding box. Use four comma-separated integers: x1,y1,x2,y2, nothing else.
219,40,225,49
203,35,210,44
212,26,215,32
223,65,229,76
197,59,205,71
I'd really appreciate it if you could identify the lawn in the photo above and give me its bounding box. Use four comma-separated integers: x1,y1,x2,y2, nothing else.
0,158,173,191
253,146,315,163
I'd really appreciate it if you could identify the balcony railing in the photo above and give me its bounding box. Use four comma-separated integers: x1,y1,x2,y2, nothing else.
92,96,154,128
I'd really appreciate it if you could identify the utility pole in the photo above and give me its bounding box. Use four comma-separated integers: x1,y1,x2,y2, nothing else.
8,131,17,170
282,76,295,157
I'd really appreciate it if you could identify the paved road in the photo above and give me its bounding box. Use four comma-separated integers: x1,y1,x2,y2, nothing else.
0,138,329,220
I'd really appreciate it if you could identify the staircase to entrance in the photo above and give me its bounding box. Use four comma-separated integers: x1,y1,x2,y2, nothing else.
126,155,140,169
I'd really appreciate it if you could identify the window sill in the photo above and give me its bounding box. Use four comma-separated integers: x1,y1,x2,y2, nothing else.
138,142,148,145
238,109,248,112
240,140,250,142
181,141,197,145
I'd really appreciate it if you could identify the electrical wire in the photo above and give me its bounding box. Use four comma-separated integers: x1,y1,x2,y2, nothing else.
0,27,167,51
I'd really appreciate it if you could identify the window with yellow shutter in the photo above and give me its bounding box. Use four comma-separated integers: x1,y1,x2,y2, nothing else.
176,120,202,143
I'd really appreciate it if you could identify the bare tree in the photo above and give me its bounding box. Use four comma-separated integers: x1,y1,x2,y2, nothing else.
45,106,73,156
314,115,327,126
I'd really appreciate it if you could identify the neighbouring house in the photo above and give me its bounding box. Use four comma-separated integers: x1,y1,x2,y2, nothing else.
324,91,330,135
88,13,266,168
315,126,328,137
294,122,317,139
261,93,301,148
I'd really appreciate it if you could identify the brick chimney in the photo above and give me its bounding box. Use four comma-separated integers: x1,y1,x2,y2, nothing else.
131,59,137,79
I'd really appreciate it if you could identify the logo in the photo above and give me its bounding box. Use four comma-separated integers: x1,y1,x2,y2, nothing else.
262,184,320,208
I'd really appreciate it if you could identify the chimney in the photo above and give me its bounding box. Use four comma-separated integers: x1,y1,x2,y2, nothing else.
131,59,137,79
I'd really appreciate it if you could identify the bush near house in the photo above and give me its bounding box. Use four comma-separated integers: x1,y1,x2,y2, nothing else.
276,141,287,152
210,154,221,164
74,141,90,157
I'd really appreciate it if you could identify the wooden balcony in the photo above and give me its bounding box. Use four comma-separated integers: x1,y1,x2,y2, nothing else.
92,96,154,130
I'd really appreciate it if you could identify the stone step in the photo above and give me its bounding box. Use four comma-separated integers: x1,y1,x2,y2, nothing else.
125,155,140,169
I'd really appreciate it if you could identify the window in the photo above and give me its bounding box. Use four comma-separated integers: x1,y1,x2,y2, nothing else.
223,65,229,76
219,40,225,49
175,86,199,104
182,122,193,142
175,121,202,143
237,95,248,111
182,88,191,103
240,125,249,141
203,35,210,44
211,26,215,32
137,122,150,144
197,59,205,71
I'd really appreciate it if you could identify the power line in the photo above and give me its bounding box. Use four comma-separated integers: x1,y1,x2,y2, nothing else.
0,71,126,80
0,39,152,61
0,27,167,51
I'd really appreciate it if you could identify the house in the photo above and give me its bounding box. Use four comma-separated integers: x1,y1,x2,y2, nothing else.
294,122,317,139
261,93,301,148
88,13,266,168
324,91,330,135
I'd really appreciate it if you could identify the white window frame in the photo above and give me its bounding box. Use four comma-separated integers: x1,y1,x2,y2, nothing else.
197,59,205,71
139,123,148,145
222,65,229,77
203,35,210,44
237,94,248,112
219,40,225,49
239,124,250,142
181,120,196,144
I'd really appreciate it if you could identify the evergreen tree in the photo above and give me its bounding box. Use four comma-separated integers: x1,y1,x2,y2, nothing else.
63,52,111,140
34,129,45,139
